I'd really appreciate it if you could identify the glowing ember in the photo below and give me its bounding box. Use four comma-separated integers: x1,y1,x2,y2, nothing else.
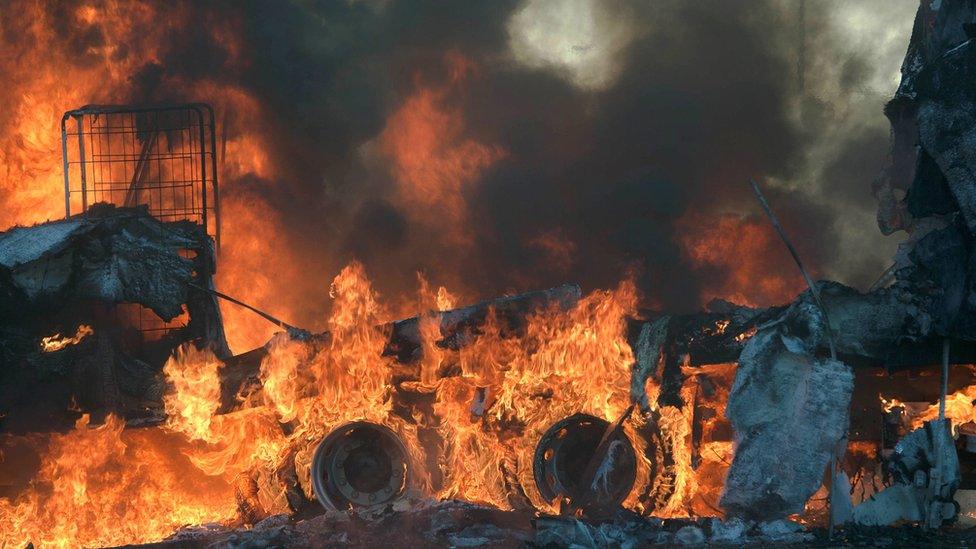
39,325,93,352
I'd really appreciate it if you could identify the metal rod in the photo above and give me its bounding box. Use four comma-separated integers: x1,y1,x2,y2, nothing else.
124,128,158,207
76,116,88,213
205,104,221,253
868,263,896,293
187,282,304,336
940,338,950,420
568,403,636,515
749,179,836,360
829,443,840,530
750,178,840,538
61,116,71,218
193,106,209,240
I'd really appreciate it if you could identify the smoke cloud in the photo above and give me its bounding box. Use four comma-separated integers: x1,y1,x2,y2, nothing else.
0,0,919,349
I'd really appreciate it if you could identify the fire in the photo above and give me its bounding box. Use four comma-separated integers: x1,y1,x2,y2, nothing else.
162,341,288,480
376,53,506,244
0,415,237,549
0,2,817,546
163,345,223,443
419,278,673,513
881,381,976,433
39,325,93,352
677,362,738,517
677,212,808,306
195,262,427,497
1,260,733,546
0,0,295,356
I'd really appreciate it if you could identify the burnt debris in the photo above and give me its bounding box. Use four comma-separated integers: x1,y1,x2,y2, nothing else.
0,203,227,432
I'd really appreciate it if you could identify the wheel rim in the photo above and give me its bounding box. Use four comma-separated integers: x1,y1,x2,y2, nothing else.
533,413,637,508
311,421,410,510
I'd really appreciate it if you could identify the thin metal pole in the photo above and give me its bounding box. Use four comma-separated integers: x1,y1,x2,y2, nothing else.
749,179,836,359
206,105,221,253
940,338,950,420
187,282,304,336
76,116,89,213
61,117,71,218
750,178,840,537
193,107,208,236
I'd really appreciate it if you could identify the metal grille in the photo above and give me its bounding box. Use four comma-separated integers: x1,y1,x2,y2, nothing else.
61,103,220,247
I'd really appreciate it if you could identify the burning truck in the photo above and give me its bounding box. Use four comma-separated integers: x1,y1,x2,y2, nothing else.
3,1,976,548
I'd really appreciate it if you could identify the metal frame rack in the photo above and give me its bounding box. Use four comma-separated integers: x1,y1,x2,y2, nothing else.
61,103,220,247
61,103,221,343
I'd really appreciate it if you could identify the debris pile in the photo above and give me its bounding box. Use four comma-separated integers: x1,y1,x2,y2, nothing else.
0,203,227,432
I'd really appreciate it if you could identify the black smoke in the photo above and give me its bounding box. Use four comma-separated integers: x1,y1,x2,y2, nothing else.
26,0,904,324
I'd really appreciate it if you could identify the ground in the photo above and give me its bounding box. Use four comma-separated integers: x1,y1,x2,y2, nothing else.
113,499,976,548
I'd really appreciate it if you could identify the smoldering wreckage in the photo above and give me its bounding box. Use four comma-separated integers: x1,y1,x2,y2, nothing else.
7,4,976,549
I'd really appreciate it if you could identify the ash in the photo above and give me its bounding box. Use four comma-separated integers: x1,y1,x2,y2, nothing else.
125,499,976,548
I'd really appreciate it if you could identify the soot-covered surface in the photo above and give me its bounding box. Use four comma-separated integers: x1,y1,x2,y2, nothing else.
117,498,976,548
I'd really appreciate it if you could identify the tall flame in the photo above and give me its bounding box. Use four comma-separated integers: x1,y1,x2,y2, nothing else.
0,415,237,548
1,261,732,547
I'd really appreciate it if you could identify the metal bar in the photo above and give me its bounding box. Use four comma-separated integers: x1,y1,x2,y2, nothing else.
191,106,208,239
566,403,636,515
187,282,306,337
940,338,950,420
61,115,71,218
124,125,158,207
750,178,840,538
749,179,836,360
204,104,221,252
76,116,88,213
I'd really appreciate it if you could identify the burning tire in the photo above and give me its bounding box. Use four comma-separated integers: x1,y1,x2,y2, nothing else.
533,413,638,510
311,421,411,510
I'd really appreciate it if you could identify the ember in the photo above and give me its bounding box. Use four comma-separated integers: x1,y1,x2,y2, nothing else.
39,324,93,353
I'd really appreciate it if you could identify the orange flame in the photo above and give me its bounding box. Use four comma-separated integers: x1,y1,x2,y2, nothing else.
881,380,976,434
0,415,237,548
164,345,223,443
1,261,738,546
376,53,505,245
420,279,669,512
678,212,807,306
39,325,93,353
0,3,746,546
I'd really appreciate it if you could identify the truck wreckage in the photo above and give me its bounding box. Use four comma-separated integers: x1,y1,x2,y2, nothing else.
4,2,976,547
0,202,970,544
